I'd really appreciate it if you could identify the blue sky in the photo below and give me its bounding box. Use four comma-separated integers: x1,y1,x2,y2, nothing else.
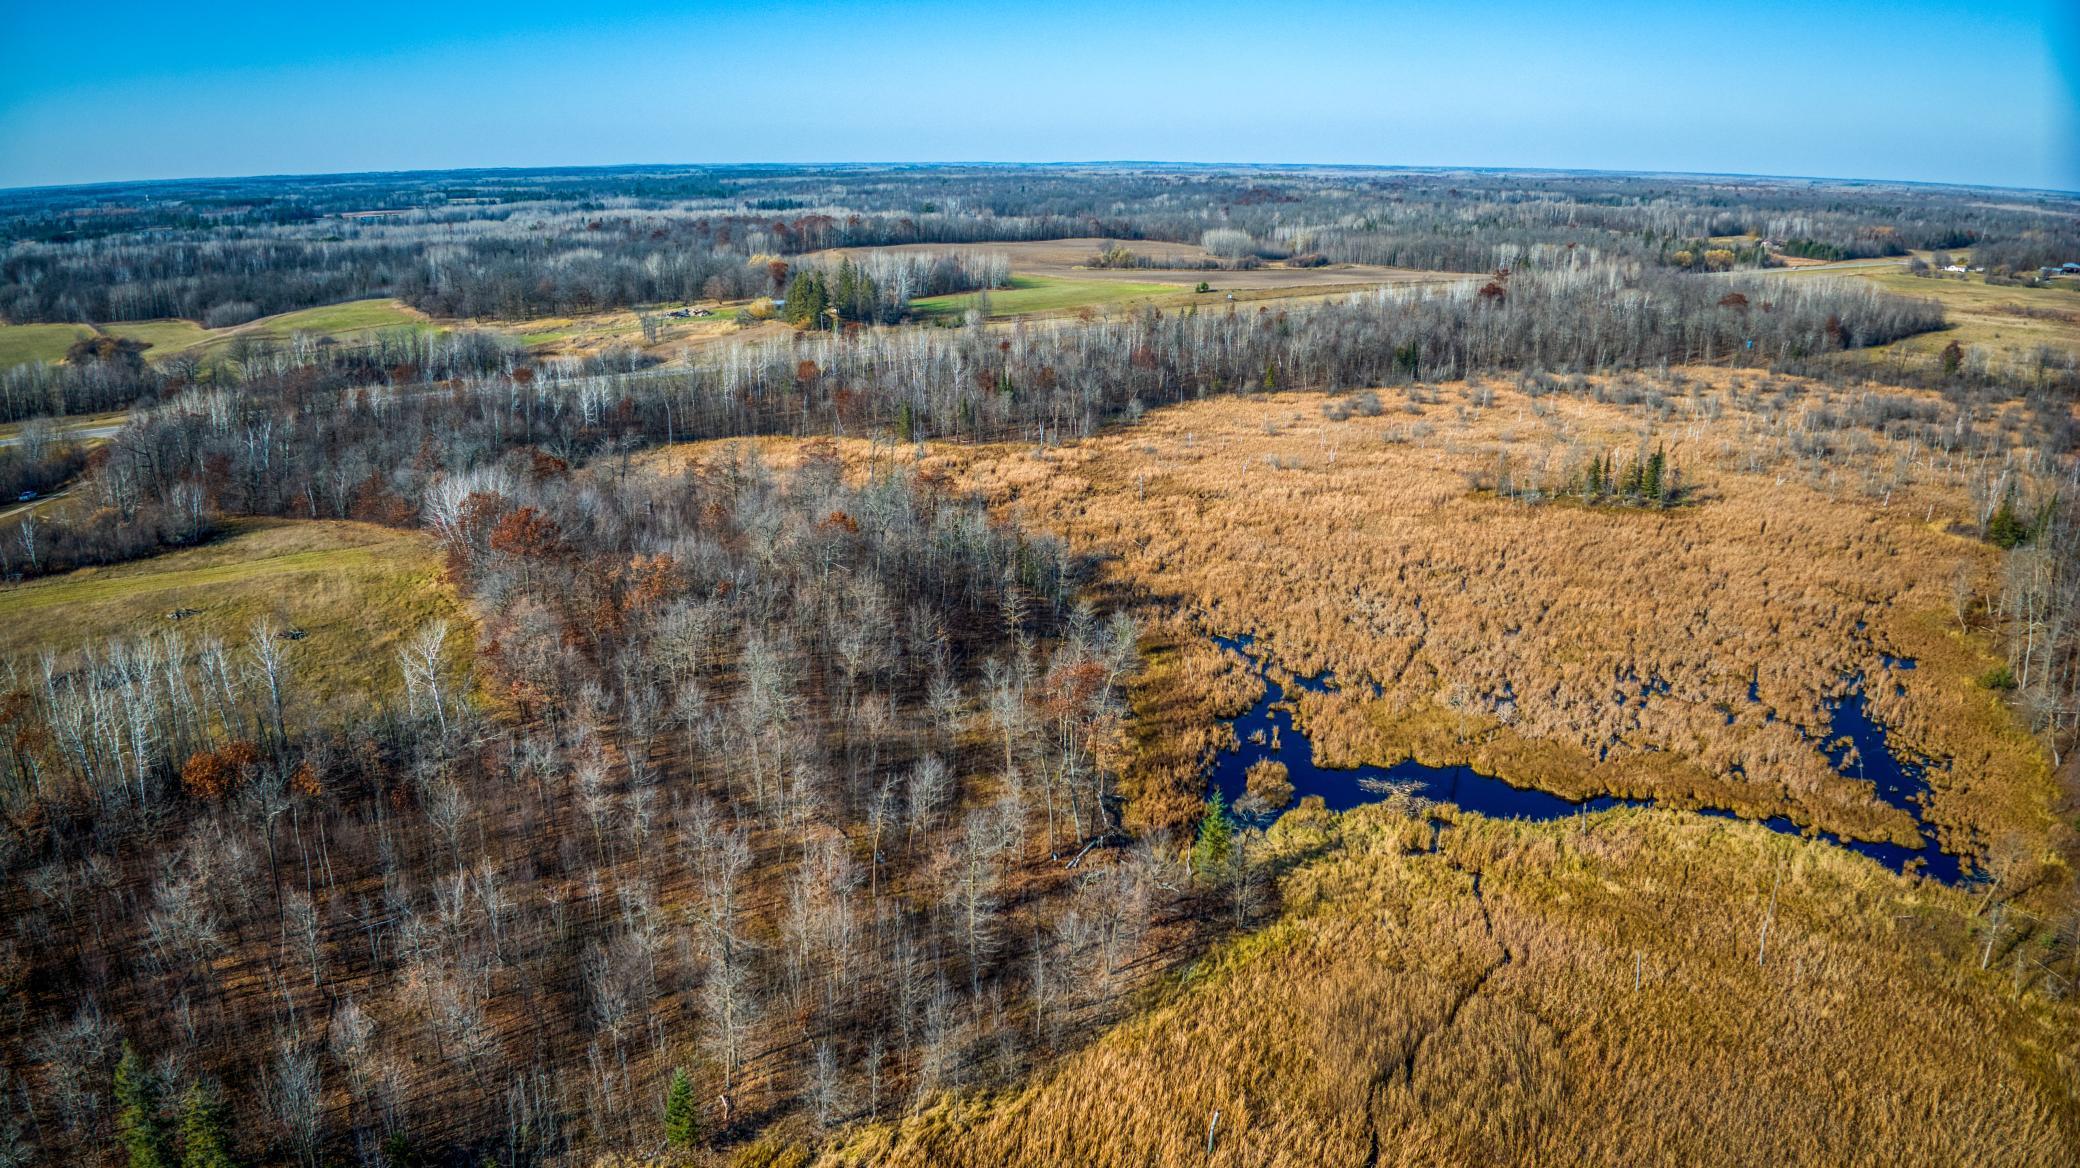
1,0,2074,190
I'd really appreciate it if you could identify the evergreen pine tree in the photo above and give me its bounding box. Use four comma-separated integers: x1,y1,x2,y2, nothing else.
1644,445,1666,503
664,1066,699,1149
178,1080,235,1168
1191,789,1234,877
783,271,813,326
784,271,828,328
114,1044,170,1168
832,260,858,319
1987,490,2030,549
857,271,881,322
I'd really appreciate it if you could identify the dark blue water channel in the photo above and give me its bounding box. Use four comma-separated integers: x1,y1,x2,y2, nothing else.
1206,635,1967,883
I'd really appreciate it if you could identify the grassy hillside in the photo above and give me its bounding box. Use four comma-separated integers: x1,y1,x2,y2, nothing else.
0,517,467,711
93,316,213,356
235,297,428,340
3,298,431,369
0,322,94,366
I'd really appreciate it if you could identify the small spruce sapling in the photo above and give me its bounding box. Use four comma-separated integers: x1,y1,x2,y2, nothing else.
664,1066,700,1149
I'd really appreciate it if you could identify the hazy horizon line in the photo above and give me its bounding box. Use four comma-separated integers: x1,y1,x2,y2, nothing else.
7,159,2077,200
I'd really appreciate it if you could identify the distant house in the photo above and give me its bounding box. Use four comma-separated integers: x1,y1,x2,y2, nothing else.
1942,265,1967,273
2062,262,2080,274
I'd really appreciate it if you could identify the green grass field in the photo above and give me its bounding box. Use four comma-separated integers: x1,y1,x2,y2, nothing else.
3,299,432,371
96,317,213,356
911,274,1188,319
248,298,427,337
0,518,467,711
1796,268,2080,367
194,298,432,355
0,323,96,367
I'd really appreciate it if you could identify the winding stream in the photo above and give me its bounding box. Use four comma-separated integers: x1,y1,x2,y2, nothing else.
1205,635,1967,883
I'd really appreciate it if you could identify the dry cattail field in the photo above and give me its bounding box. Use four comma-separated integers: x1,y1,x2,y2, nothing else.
959,374,2066,849
653,368,2070,862
828,803,2078,1167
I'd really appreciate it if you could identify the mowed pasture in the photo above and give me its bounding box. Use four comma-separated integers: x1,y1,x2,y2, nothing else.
819,237,1473,321
0,321,95,366
910,274,1187,320
0,518,468,712
2,298,432,369
907,273,1450,322
140,297,431,357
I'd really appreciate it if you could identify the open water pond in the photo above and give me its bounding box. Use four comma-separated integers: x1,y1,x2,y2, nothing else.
1206,635,1965,882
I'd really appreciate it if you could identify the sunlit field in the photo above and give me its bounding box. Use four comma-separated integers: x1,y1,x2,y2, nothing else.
0,518,468,711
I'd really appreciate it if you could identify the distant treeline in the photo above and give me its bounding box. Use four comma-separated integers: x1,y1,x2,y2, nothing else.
3,165,2070,331
0,261,1949,574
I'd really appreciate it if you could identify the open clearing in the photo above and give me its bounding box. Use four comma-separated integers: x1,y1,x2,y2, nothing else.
1765,262,2080,373
815,237,1470,290
178,297,432,355
94,316,214,355
910,273,1187,319
0,321,95,366
909,273,1435,322
1847,271,2079,360
469,300,756,356
3,298,432,369
0,518,467,710
820,237,1470,321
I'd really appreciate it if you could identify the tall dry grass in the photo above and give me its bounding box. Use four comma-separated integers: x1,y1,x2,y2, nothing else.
936,374,2064,874
822,803,2079,1167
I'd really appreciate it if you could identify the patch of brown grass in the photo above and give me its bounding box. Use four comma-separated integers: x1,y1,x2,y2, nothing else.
931,375,2061,872
824,805,2079,1167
